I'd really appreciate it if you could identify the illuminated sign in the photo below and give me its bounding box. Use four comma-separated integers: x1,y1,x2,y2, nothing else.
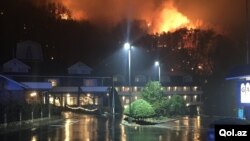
240,82,250,103
238,108,244,119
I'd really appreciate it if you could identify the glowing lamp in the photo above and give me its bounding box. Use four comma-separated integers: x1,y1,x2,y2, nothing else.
30,92,37,97
155,61,159,66
124,42,130,50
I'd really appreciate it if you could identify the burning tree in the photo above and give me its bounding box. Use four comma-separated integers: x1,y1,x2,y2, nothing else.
142,28,223,76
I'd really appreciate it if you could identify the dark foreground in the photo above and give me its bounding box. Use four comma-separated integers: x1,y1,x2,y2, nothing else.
0,112,220,141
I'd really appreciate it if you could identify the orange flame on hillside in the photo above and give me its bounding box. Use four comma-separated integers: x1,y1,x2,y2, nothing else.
60,13,69,20
60,0,86,20
150,2,202,33
57,0,204,33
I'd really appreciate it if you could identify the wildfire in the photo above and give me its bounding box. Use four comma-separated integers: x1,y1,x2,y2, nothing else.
56,0,203,33
151,2,200,33
60,13,69,20
60,0,86,20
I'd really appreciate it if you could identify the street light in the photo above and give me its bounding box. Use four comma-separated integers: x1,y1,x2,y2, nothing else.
155,61,161,82
112,76,115,115
124,42,132,117
124,42,132,86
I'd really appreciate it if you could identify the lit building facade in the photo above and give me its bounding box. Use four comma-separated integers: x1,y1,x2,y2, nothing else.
116,84,202,115
1,59,204,115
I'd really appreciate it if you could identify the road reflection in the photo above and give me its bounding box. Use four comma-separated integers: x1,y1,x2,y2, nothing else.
0,113,215,141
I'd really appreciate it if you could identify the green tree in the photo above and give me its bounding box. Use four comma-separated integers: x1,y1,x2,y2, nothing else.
152,97,169,115
140,81,163,104
140,81,166,115
166,95,186,116
124,99,155,120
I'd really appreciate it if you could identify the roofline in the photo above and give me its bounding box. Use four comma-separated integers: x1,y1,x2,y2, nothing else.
0,74,28,89
4,74,113,79
225,75,250,80
3,58,31,69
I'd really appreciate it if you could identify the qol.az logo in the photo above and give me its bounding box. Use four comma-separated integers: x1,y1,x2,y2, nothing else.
215,125,250,141
219,129,247,137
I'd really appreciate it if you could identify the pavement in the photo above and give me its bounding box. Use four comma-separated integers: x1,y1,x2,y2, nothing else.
0,116,63,134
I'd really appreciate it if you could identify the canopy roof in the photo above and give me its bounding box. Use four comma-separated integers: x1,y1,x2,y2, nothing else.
226,65,250,80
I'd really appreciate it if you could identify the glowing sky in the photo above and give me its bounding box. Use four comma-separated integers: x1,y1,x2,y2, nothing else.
37,0,246,35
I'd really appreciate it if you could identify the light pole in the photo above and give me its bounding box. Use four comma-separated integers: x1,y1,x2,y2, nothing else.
112,76,115,115
155,61,161,82
124,42,132,117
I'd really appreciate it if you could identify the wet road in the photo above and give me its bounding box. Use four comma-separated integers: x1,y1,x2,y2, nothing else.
0,112,216,141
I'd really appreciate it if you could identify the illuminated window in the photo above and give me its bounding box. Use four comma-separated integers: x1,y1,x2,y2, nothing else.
87,93,91,97
55,98,60,106
193,95,197,102
167,87,171,91
79,95,93,105
174,86,177,91
184,95,187,100
49,96,53,104
125,99,129,104
43,96,46,104
30,92,37,97
67,97,73,105
28,91,38,104
193,86,198,91
48,79,58,87
183,86,187,91
95,97,98,105
115,87,120,91
124,87,130,92
134,86,137,92
62,97,65,107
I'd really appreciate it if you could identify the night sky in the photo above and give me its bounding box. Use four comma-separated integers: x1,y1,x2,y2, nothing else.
0,0,249,76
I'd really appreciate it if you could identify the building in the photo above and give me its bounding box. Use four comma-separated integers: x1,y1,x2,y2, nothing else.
0,74,27,103
1,58,204,115
115,75,203,115
2,58,30,73
16,40,43,62
68,61,92,75
226,64,250,119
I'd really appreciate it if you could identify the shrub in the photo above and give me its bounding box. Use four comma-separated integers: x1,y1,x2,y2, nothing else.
124,99,155,120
